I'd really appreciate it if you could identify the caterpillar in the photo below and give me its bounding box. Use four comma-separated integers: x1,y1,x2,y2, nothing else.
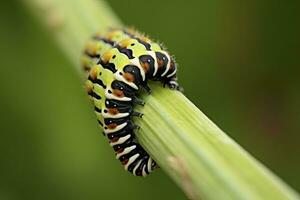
82,28,180,176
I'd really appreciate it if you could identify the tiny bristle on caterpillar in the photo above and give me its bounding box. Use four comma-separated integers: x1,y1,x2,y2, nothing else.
82,28,181,176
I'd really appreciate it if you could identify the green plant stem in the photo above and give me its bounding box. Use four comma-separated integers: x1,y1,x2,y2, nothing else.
23,0,299,199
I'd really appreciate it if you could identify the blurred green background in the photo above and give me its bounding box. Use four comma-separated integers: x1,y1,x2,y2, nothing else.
0,0,299,199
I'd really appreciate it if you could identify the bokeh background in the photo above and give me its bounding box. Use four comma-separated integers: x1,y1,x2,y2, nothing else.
0,0,299,199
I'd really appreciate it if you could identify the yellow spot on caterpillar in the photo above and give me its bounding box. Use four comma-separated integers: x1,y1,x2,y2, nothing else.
107,30,121,40
119,38,133,48
126,28,151,43
140,35,151,43
81,56,91,70
90,66,99,80
102,51,112,63
85,80,93,93
85,41,101,55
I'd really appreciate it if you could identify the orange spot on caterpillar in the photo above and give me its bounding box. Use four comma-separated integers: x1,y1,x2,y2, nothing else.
116,148,124,154
108,108,119,115
157,59,164,68
113,89,125,97
140,61,150,72
122,159,129,165
107,123,117,129
123,72,135,82
110,137,119,143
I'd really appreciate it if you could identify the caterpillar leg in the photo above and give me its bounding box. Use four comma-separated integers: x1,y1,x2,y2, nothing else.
166,81,181,91
132,96,145,106
131,111,144,118
142,83,152,94
120,143,158,177
108,128,157,177
132,155,158,177
128,120,140,130
163,77,182,91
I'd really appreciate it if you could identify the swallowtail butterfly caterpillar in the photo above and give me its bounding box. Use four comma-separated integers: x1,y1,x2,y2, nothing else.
82,28,180,176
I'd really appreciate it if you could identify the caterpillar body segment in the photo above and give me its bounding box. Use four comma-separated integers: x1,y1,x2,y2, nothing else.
82,28,180,176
